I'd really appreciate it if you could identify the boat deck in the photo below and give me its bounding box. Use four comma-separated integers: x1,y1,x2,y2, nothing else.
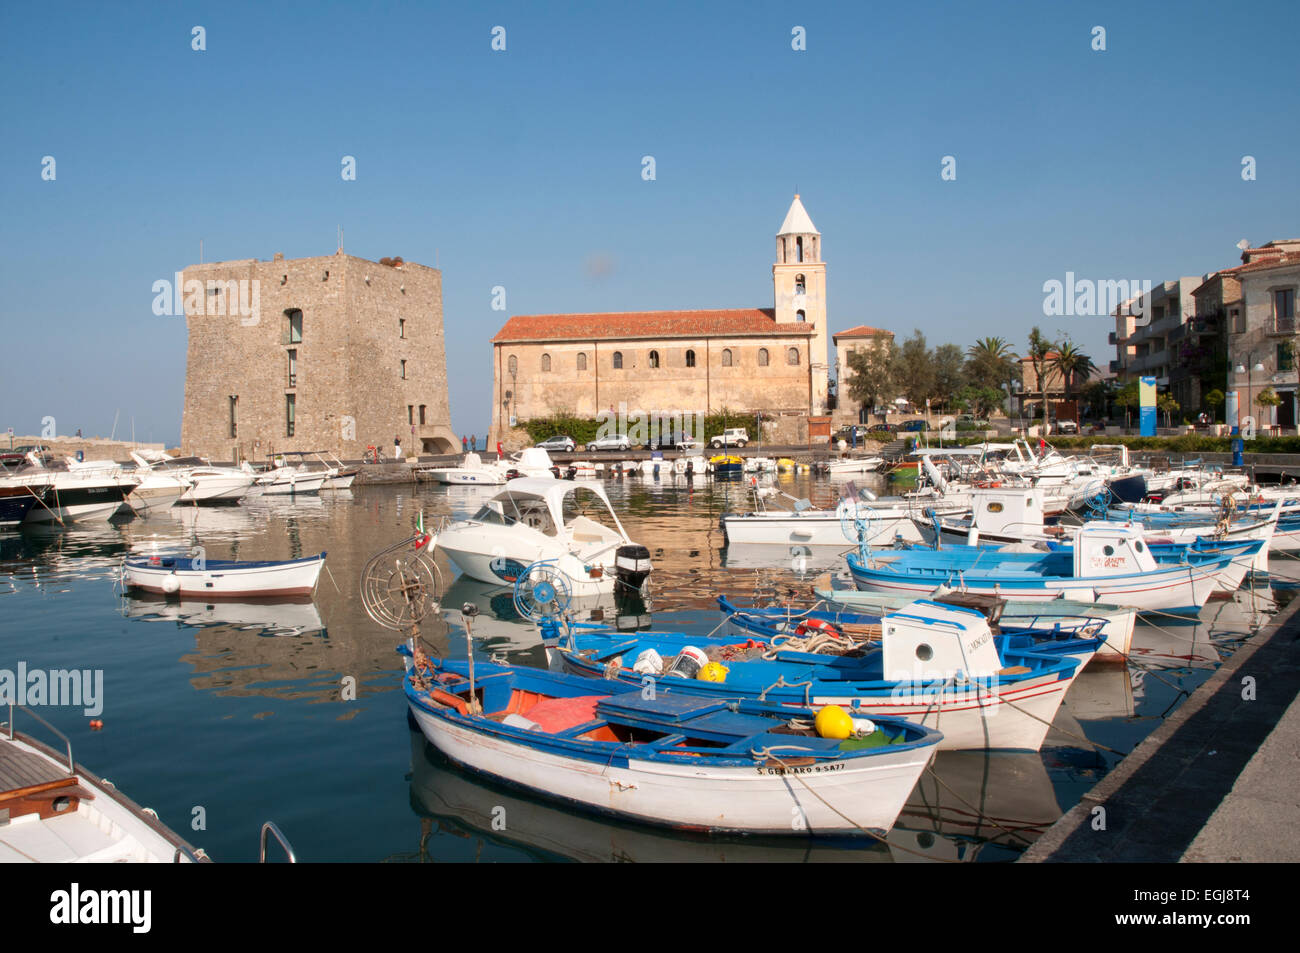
0,738,70,794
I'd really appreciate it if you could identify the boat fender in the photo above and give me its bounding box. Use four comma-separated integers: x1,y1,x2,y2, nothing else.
502,713,542,731
162,573,181,595
428,688,470,713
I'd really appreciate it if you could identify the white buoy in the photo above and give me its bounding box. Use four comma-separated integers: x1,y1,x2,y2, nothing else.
162,573,181,594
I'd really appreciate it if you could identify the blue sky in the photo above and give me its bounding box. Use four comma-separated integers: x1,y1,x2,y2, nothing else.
2,0,1297,444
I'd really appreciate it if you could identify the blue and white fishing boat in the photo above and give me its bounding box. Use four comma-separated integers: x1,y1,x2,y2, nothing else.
121,550,326,598
546,600,1091,750
400,645,941,835
847,523,1234,614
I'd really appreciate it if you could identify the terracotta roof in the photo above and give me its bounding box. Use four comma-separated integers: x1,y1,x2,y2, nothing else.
492,308,813,343
1231,253,1300,275
834,325,893,339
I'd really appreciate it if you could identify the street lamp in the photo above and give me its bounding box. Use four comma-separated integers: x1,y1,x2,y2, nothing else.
1234,352,1266,432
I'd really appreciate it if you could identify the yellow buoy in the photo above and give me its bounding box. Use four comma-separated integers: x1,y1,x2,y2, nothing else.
815,705,853,739
697,662,729,683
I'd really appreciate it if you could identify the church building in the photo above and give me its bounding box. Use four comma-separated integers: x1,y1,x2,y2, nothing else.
490,195,830,439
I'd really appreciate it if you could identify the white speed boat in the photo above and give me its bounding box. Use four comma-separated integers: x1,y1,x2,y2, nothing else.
431,478,651,598
132,451,254,504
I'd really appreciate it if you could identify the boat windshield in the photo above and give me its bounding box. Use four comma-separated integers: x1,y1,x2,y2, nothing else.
472,496,558,535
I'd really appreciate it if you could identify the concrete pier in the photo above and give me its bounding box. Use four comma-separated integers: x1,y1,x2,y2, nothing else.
1021,597,1300,863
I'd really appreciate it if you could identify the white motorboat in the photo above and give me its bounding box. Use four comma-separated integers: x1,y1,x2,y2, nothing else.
419,452,509,485
132,451,255,504
242,461,327,496
824,457,884,475
9,453,136,524
431,478,651,598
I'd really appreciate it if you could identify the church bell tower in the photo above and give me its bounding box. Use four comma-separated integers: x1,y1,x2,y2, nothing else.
773,194,829,415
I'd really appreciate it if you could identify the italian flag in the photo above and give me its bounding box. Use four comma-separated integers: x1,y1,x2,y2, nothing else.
415,511,432,550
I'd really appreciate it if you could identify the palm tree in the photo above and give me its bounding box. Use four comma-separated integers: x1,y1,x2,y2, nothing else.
966,336,1019,414
1052,341,1097,404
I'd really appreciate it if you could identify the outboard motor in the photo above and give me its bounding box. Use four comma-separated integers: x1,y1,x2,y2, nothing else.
505,468,521,480
549,466,562,479
565,465,578,480
685,460,694,477
614,544,652,592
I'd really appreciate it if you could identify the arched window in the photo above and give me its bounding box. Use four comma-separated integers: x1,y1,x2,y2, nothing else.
796,310,806,322
787,347,800,366
648,350,660,368
685,349,696,368
795,274,806,295
796,237,804,263
541,353,551,372
613,351,623,369
507,355,517,376
721,348,733,367
757,348,769,367
576,353,587,371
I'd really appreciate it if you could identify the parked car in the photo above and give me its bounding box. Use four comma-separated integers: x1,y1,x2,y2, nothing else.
707,428,749,449
1054,419,1079,435
1,445,44,468
867,423,898,434
535,434,577,453
586,434,632,452
900,420,928,433
834,425,872,443
646,432,700,451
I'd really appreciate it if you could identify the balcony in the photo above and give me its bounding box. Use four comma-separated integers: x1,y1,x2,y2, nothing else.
1269,316,1296,336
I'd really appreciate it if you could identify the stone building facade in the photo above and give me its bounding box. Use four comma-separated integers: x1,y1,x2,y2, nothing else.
489,196,830,441
832,325,895,424
180,251,457,461
1227,244,1300,432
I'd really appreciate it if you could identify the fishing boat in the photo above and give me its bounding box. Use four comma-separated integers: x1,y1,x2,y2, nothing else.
1,705,206,862
814,586,1137,659
401,645,942,834
430,478,651,597
709,454,744,477
846,522,1232,614
546,600,1089,750
121,550,326,597
823,457,884,475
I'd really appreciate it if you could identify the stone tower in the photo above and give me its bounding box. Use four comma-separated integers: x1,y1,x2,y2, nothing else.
773,194,829,414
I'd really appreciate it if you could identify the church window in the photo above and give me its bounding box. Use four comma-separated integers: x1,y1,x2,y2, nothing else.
613,351,623,369
797,310,806,322
541,353,551,372
787,347,800,365
757,348,769,367
508,355,517,375
795,274,806,295
577,353,587,371
796,237,804,263
722,349,733,367
685,349,696,368
648,350,660,368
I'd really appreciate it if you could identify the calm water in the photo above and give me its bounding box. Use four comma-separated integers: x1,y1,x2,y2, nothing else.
0,473,1283,862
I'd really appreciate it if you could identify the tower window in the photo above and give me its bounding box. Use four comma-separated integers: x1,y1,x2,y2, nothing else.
685,349,696,368
722,349,733,367
287,309,303,343
399,318,406,339
408,405,414,425
796,237,803,263
228,395,237,439
419,404,427,425
758,348,769,367
613,351,623,369
795,274,806,295
787,347,800,366
508,355,518,375
286,394,296,437
577,353,587,371
401,360,407,379
541,353,551,372
796,310,806,322
648,350,660,369
287,349,297,387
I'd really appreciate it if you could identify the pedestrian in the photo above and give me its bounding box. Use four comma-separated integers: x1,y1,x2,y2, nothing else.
394,435,402,461
461,435,468,453
471,435,477,452
496,440,503,460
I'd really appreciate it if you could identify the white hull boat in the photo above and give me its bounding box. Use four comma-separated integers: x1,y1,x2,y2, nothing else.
121,551,326,597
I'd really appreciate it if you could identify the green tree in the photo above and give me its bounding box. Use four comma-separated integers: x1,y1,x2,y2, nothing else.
1256,387,1281,432
845,340,899,423
1203,388,1225,423
897,330,936,410
1053,339,1096,404
1081,379,1112,422
932,343,967,412
1026,327,1057,431
965,336,1019,394
1157,393,1180,429
1114,380,1139,429
956,384,1005,420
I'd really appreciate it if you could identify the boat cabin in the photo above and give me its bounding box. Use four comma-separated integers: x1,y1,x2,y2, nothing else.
969,486,1047,536
1071,522,1158,578
880,600,1003,683
471,478,629,546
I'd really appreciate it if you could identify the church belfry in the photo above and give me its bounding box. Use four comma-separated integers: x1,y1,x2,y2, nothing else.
773,194,829,415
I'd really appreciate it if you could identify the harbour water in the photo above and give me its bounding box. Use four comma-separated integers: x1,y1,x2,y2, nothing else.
0,474,1285,862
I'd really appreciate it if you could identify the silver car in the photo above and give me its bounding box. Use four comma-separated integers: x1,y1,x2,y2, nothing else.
586,434,632,452
535,435,576,452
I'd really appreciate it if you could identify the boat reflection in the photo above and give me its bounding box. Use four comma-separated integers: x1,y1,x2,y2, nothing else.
120,591,326,636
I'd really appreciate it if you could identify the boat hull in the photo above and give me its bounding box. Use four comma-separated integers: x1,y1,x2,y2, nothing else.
122,552,326,597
